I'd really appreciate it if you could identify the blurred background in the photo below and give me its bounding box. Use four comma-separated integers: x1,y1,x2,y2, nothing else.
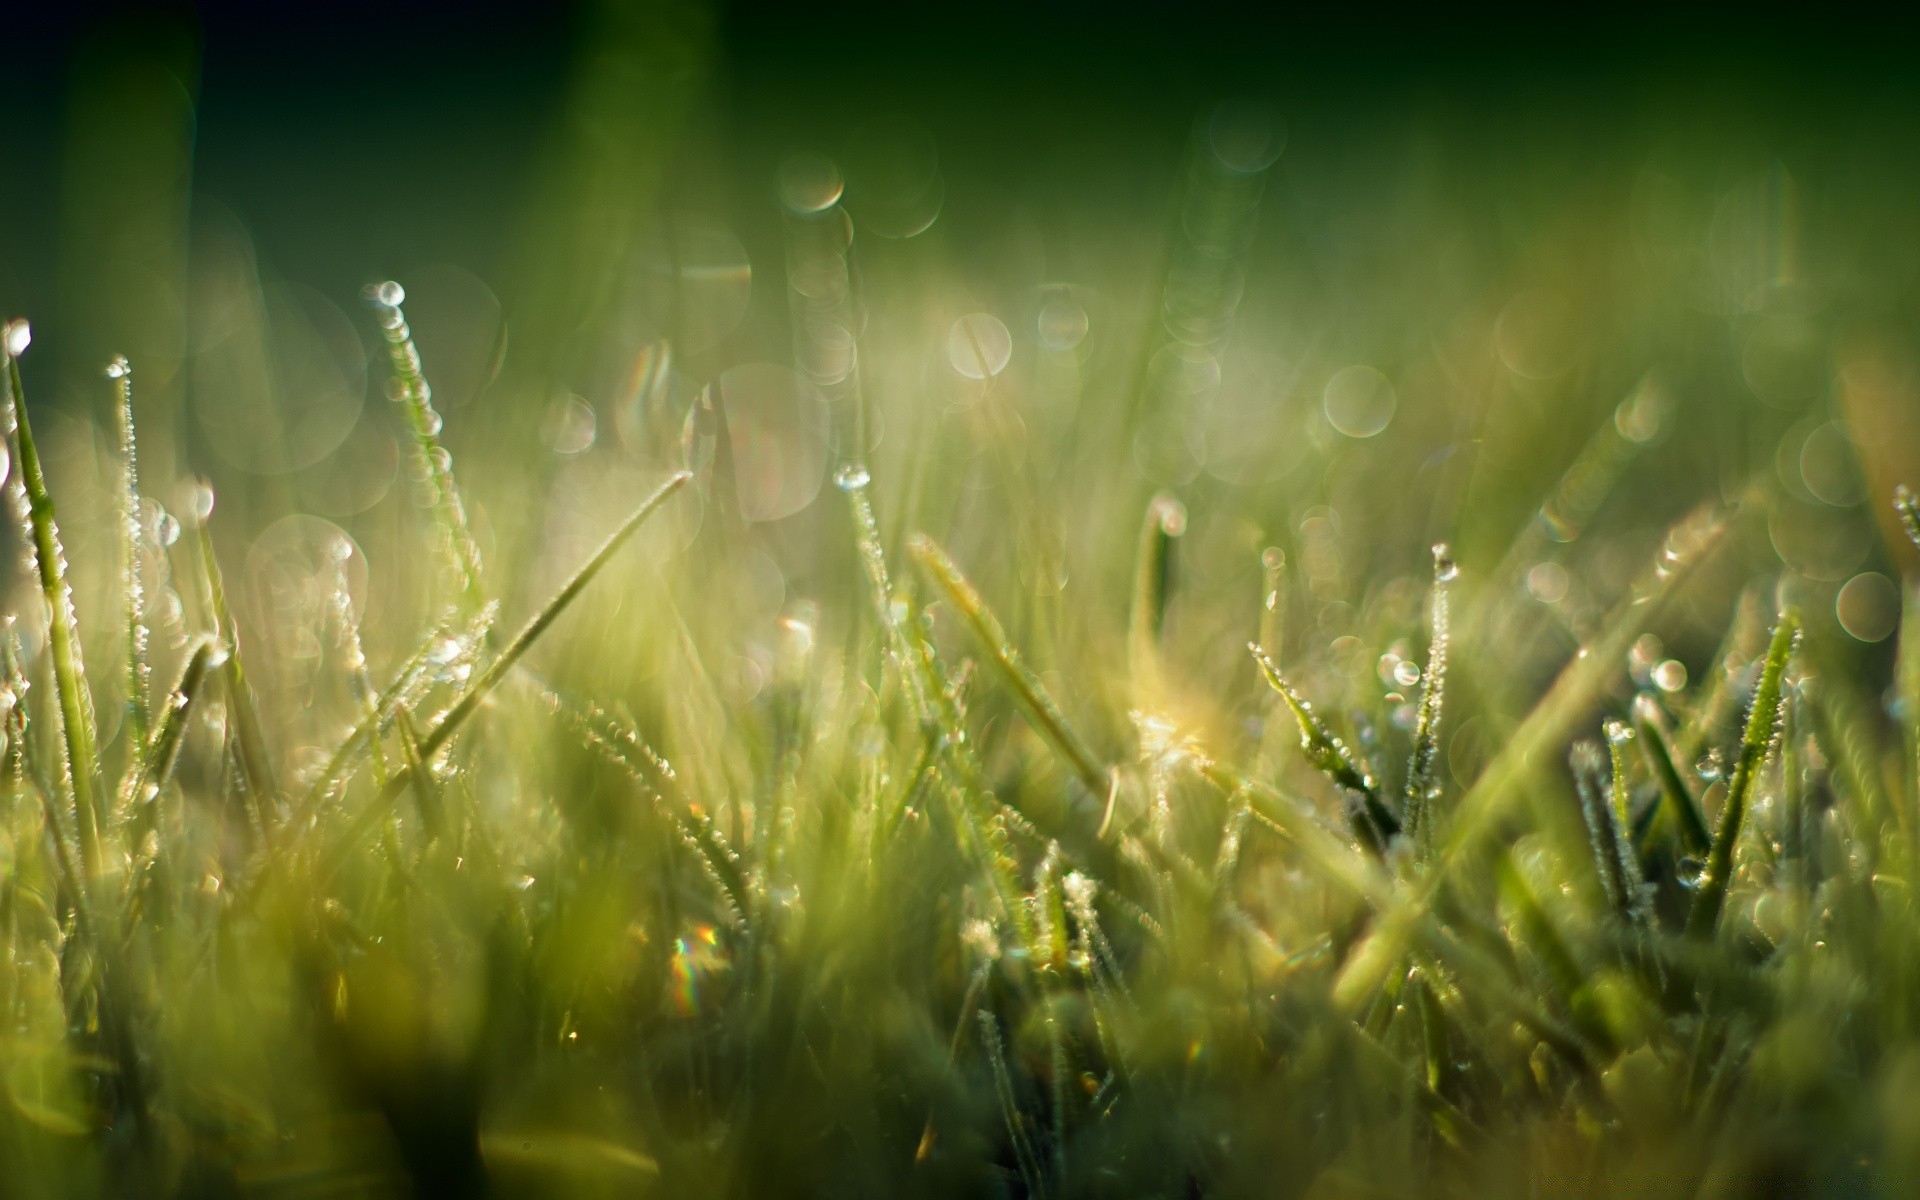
4,0,1920,770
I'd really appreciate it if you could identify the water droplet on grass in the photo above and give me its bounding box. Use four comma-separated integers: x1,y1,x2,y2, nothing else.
103,355,131,380
778,152,844,215
368,280,406,308
3,319,30,358
1431,543,1458,582
833,462,871,491
948,312,1012,380
1323,365,1394,438
1392,660,1421,688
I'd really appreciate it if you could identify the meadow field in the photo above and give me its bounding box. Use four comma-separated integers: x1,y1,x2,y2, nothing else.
3,4,1920,1196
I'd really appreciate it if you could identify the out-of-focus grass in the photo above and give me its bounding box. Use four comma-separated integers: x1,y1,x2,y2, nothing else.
6,8,1920,1197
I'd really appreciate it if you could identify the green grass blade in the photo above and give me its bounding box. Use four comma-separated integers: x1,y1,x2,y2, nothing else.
365,281,487,613
1687,608,1800,937
1630,692,1711,856
422,470,689,760
5,332,105,885
1248,642,1399,856
106,356,149,751
1333,501,1728,1011
193,502,280,828
1895,484,1920,553
1128,493,1185,696
117,637,223,823
316,472,689,878
838,462,934,728
1402,544,1456,854
909,533,1109,799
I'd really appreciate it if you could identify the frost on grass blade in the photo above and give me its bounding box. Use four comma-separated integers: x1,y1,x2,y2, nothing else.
1248,642,1400,858
1402,543,1455,856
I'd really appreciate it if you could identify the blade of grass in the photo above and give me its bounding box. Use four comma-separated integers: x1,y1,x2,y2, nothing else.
315,471,689,879
1333,501,1729,1012
193,502,279,833
1630,692,1712,857
365,281,487,613
117,637,224,822
1128,493,1185,698
1249,643,1400,857
5,332,105,885
1687,609,1800,937
1403,544,1456,855
106,356,149,751
909,533,1109,800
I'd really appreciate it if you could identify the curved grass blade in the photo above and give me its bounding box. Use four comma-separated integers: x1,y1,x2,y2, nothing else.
1687,608,1800,937
909,533,1108,799
5,334,105,884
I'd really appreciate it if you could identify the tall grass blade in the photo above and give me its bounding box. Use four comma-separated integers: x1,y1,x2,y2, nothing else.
193,503,279,827
909,533,1109,799
365,281,487,613
1402,544,1456,855
1687,608,1799,937
1333,501,1728,1011
5,329,105,884
107,356,149,750
422,470,689,760
318,472,689,877
978,1008,1048,1199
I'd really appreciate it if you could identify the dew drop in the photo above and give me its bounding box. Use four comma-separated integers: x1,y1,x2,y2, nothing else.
104,355,131,380
1603,718,1633,747
1652,659,1688,692
367,280,406,308
1323,364,1395,438
188,482,216,522
422,410,444,437
833,461,871,491
154,511,181,548
1036,297,1089,352
1261,546,1286,571
778,152,845,215
1393,660,1422,688
948,313,1012,380
3,319,30,358
1431,543,1459,582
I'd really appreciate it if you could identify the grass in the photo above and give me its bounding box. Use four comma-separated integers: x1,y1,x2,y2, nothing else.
3,176,1920,1200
